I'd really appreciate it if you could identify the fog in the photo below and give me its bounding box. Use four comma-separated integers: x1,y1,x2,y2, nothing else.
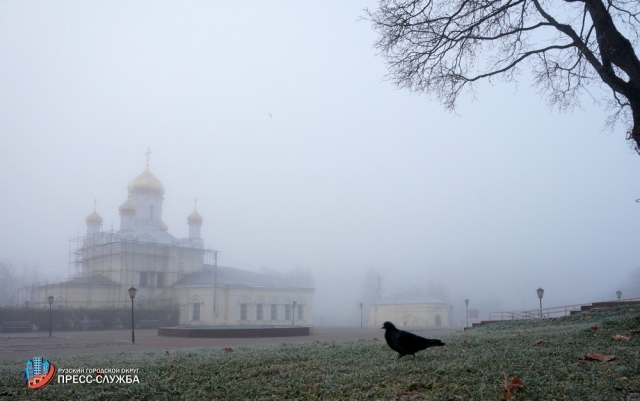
1,1,639,326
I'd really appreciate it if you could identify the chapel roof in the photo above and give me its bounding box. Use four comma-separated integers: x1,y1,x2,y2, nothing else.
172,265,313,290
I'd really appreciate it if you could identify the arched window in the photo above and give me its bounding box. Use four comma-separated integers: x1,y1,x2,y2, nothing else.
269,297,279,320
189,295,203,321
255,297,265,321
238,296,250,321
283,297,292,320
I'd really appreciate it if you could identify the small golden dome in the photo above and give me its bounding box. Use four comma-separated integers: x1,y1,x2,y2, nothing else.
187,210,203,224
161,222,168,232
119,199,137,214
86,210,103,224
127,167,165,196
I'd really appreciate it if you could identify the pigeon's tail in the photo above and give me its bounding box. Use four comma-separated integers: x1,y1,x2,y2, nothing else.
425,339,445,347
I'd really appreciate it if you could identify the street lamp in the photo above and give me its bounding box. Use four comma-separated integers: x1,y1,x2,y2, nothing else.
616,290,622,301
24,300,29,308
465,299,469,328
536,287,544,318
359,303,363,328
292,301,297,325
128,286,137,344
47,295,54,338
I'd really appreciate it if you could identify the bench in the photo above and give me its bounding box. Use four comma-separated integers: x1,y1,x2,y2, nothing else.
2,321,33,332
136,320,159,329
76,320,104,330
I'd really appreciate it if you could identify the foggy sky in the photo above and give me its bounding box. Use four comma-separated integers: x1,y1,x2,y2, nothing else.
1,1,639,325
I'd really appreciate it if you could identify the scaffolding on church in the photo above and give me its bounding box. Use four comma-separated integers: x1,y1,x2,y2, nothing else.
19,231,213,308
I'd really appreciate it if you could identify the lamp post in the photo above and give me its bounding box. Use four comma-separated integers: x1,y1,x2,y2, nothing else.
359,303,363,328
616,290,622,301
47,295,54,338
128,286,137,344
465,299,469,328
536,287,544,319
24,300,29,308
292,301,297,325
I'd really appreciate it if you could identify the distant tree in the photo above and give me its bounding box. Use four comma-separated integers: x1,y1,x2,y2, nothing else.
365,0,640,153
621,267,640,298
0,262,28,305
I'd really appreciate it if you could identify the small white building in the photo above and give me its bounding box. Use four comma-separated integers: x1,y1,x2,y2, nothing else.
369,294,450,327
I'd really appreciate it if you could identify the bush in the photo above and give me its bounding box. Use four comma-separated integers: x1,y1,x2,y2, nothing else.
0,303,180,331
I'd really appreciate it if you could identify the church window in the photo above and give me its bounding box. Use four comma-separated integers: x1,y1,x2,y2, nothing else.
240,304,248,321
192,303,200,321
256,304,263,320
297,304,304,320
285,304,291,320
271,304,277,320
156,273,164,288
140,272,148,287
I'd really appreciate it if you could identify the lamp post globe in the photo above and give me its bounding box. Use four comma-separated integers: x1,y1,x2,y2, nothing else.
464,299,469,328
128,286,137,343
536,288,544,318
616,290,622,301
47,295,54,338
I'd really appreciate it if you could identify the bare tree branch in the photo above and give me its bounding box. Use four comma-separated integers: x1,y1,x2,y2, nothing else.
365,0,640,155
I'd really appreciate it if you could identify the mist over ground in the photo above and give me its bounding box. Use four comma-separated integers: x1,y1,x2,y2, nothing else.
1,2,639,326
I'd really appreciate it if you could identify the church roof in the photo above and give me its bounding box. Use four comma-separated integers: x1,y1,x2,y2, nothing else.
370,294,447,306
127,167,165,196
118,198,136,214
86,210,103,224
187,209,203,224
61,275,121,287
172,265,312,290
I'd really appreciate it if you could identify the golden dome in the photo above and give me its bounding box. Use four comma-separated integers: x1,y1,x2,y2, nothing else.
86,210,103,224
161,222,168,232
119,199,137,214
187,210,203,224
127,167,165,196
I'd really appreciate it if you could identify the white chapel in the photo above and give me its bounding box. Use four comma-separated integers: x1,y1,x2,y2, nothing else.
30,159,313,327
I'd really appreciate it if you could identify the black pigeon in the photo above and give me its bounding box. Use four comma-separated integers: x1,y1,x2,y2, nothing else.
381,321,445,359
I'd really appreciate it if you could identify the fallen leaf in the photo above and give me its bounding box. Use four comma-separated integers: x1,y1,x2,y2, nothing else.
167,377,174,382
590,326,598,331
165,350,170,355
583,353,615,362
535,340,547,345
511,377,524,389
503,374,524,399
225,347,234,352
612,335,630,341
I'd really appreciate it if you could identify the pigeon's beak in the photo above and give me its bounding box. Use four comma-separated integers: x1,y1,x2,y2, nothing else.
380,326,384,329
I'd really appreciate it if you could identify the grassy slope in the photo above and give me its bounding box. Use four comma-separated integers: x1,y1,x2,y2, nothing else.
1,305,639,400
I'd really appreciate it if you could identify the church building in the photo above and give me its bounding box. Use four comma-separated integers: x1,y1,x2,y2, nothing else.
30,159,313,327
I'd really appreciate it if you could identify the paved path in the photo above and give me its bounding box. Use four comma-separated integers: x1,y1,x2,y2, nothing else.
0,326,460,361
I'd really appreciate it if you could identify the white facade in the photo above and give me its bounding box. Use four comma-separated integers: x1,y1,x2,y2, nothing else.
31,162,313,327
